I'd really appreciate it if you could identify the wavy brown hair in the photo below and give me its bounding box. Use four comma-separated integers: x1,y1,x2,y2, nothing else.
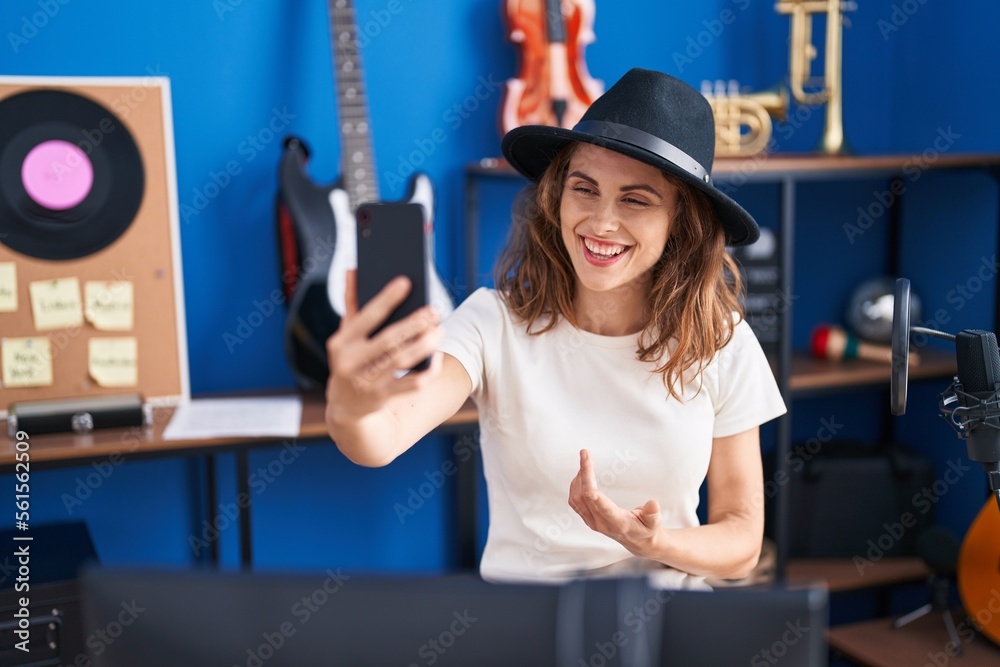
494,142,745,399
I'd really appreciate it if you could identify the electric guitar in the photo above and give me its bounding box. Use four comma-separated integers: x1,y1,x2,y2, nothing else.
957,497,1000,645
278,0,453,390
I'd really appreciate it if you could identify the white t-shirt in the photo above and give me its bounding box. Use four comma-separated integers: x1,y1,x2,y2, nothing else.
438,288,786,588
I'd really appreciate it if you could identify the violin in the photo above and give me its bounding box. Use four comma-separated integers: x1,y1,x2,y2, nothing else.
501,0,604,133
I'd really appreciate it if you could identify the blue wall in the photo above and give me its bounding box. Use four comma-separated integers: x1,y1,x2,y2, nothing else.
2,0,1000,572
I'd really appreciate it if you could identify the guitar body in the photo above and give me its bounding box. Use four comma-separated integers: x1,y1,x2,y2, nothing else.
277,0,454,390
277,138,341,390
324,168,441,318
957,499,1000,645
278,140,452,390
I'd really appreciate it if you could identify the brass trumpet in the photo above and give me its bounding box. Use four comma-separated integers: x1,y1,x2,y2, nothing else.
703,80,788,157
775,0,856,154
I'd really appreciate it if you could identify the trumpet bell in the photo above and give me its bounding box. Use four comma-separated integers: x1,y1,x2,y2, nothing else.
703,81,789,157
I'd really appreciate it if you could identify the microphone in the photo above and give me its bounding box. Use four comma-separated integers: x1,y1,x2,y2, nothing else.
950,330,1000,463
955,329,1000,395
891,278,1000,511
944,329,1000,505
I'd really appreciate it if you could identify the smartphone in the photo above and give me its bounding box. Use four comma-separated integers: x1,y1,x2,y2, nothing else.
355,201,432,371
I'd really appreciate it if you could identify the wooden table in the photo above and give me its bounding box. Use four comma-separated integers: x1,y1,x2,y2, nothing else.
0,392,478,468
1,393,480,567
828,609,1000,666
787,557,930,593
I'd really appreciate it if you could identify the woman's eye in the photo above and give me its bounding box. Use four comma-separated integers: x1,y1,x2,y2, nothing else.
623,197,650,207
572,185,596,196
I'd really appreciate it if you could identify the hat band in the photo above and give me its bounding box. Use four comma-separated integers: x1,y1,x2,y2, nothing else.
573,120,711,183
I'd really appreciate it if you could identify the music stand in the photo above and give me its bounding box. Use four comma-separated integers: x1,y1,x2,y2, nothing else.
80,567,828,667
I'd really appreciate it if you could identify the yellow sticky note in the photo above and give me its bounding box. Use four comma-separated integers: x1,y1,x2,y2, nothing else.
85,281,134,331
29,277,83,330
89,337,138,387
0,263,16,312
1,337,53,388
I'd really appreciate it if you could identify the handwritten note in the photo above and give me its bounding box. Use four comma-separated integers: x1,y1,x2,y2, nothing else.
85,281,134,331
0,263,16,312
163,396,303,440
29,277,83,330
1,337,53,388
89,337,138,387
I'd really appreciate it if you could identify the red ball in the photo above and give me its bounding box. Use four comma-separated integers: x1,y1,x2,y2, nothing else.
811,326,831,359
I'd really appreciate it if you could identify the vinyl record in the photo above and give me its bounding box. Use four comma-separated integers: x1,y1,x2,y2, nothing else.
0,89,144,260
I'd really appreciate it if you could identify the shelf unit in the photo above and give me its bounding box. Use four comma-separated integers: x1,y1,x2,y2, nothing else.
711,153,1000,587
463,153,1000,592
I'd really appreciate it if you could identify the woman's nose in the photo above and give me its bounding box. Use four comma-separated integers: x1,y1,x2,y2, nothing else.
590,197,620,232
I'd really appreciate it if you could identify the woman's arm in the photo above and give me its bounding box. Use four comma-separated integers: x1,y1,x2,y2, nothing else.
326,273,472,467
568,426,764,579
649,427,764,578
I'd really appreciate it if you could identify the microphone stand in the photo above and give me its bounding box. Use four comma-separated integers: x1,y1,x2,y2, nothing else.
910,326,956,343
891,527,963,653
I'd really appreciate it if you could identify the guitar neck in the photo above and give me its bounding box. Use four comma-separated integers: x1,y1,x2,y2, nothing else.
544,0,566,43
329,0,380,209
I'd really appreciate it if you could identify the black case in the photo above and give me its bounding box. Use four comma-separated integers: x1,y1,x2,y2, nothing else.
8,394,148,437
765,440,936,557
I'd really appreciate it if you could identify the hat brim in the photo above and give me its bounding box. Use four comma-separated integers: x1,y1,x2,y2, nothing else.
501,125,759,247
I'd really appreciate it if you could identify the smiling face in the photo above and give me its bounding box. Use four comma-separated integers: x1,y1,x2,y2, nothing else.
559,143,678,326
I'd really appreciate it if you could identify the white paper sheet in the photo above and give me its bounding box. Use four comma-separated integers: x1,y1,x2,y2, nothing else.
163,396,303,440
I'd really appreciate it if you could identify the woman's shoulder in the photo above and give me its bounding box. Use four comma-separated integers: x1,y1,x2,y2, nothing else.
455,287,506,314
704,313,755,367
465,286,501,304
728,313,755,342
449,287,563,340
445,287,512,329
714,313,766,366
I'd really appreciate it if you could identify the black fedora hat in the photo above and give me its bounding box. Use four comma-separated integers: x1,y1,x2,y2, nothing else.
501,68,759,246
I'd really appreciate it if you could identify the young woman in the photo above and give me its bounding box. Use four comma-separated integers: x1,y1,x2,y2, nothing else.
325,68,785,589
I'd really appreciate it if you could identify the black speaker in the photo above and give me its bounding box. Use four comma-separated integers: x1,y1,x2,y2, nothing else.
765,441,936,557
0,522,98,666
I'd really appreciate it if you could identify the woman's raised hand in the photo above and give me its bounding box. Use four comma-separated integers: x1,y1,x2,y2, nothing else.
325,270,444,428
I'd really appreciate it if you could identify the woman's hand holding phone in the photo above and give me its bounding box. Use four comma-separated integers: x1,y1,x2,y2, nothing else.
325,270,444,430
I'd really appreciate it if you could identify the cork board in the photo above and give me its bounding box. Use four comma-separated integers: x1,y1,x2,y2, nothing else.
0,77,189,415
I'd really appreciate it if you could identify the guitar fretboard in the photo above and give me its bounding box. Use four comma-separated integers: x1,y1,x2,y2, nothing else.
329,0,380,211
545,0,567,43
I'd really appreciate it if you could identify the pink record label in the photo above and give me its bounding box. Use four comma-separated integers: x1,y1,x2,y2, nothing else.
21,140,94,210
